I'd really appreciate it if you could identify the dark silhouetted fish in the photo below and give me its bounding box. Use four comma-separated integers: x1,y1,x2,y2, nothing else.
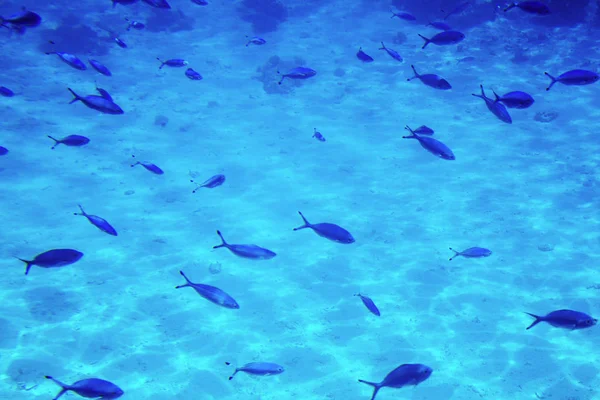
278,67,317,85
359,363,433,400
493,90,534,109
175,270,239,309
48,135,90,150
427,21,452,30
418,31,465,49
185,68,202,80
0,86,14,97
246,36,266,46
355,294,380,316
313,128,326,142
226,362,284,380
443,1,471,19
390,10,416,21
74,204,118,236
448,247,492,261
293,211,355,244
504,1,550,15
17,249,83,275
88,59,112,76
413,125,434,135
544,70,599,91
45,375,123,399
378,42,403,62
46,51,86,70
407,65,451,90
213,230,276,260
0,146,7,155
113,37,127,48
131,155,164,174
157,58,187,69
525,310,597,330
125,18,145,30
0,8,41,28
192,0,209,5
472,85,512,124
143,0,171,8
68,88,124,115
403,126,455,160
191,174,225,192
356,47,374,63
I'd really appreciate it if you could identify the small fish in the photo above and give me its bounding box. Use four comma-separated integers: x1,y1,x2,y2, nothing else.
46,51,87,70
504,1,550,15
191,0,209,4
114,37,127,48
0,8,42,28
185,68,203,80
443,1,471,20
48,135,90,150
226,362,284,380
16,249,83,275
413,125,434,135
493,90,534,109
89,59,112,76
131,155,164,175
67,88,124,115
0,86,14,97
448,247,492,261
246,36,266,46
0,146,8,155
142,0,171,8
277,67,317,85
472,85,512,124
418,30,465,49
157,57,188,69
175,270,239,309
293,211,355,244
378,42,403,62
355,294,380,316
125,18,145,30
359,363,433,400
525,310,597,330
213,230,276,260
312,128,326,142
403,126,455,160
45,375,123,400
544,70,599,91
356,47,374,63
74,204,118,236
191,174,225,192
427,21,452,30
407,65,451,90
390,10,416,21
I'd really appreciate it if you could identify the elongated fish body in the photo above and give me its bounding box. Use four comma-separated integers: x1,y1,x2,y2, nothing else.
357,47,374,62
46,52,86,70
448,247,492,261
227,362,284,380
403,126,455,160
89,59,112,76
504,1,550,15
48,135,90,149
278,67,317,85
157,57,187,69
213,230,276,260
185,68,203,80
68,88,124,115
74,204,118,236
493,90,534,109
131,156,164,175
191,174,225,192
246,36,266,46
17,249,83,275
355,294,380,316
378,42,403,62
1,9,42,27
407,65,451,90
359,363,432,400
525,310,597,330
418,31,465,49
472,85,512,124
45,376,123,400
175,271,239,309
293,211,355,244
545,70,599,91
390,11,416,21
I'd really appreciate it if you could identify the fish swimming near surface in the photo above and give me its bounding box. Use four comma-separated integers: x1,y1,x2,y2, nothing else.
226,362,285,380
407,65,451,90
47,135,90,150
403,126,455,160
16,249,83,275
277,67,317,85
67,88,124,115
74,204,118,236
493,90,534,109
293,211,355,244
544,70,599,91
418,30,465,49
378,42,403,62
356,47,374,63
131,155,164,174
355,294,381,316
504,1,550,15
175,270,239,309
472,85,512,124
191,174,225,192
213,230,276,260
45,375,123,400
448,247,492,261
525,309,597,330
358,363,433,400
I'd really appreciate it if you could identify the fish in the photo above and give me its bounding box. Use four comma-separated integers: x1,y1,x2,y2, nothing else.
47,135,90,150
175,270,239,309
0,146,8,155
0,86,14,97
88,59,112,76
418,31,465,49
67,88,124,115
492,90,534,109
114,37,127,48
191,0,209,4
443,1,471,19
544,70,599,91
312,128,326,142
45,375,123,400
191,174,225,192
113,0,139,6
472,85,512,124
157,58,188,69
358,363,433,400
356,47,374,63
427,21,452,30
185,68,203,80
0,8,42,28
226,362,285,380
525,310,597,330
413,125,434,135
74,204,118,236
355,294,380,316
16,249,83,275
402,126,455,160
504,1,550,15
131,155,164,175
293,211,355,244
448,247,492,261
46,51,87,70
378,42,403,62
125,18,145,30
142,0,171,8
390,11,416,21
277,67,317,85
213,230,276,260
406,65,451,90
246,36,266,46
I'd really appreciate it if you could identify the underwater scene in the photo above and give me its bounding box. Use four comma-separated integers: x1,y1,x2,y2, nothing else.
1,0,600,399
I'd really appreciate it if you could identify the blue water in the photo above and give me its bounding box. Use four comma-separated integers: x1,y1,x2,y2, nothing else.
2,0,600,399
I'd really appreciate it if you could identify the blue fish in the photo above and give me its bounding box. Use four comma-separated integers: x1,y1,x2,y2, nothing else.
68,88,124,115
0,9,42,28
359,363,433,400
16,248,83,275
0,86,14,97
246,36,266,46
277,67,317,85
185,68,203,80
406,65,451,90
191,0,209,5
48,135,90,150
88,59,112,76
131,155,164,175
143,0,171,8
113,0,138,6
74,205,118,236
213,230,276,260
46,51,87,70
45,375,123,399
378,42,403,62
191,174,225,192
125,18,145,30
293,211,355,244
403,126,455,160
493,90,534,109
525,310,597,330
504,1,550,15
157,57,188,69
312,128,326,142
0,146,8,155
472,85,512,124
413,125,434,135
545,70,599,91
443,1,471,20
226,362,284,380
355,294,380,316
449,247,492,261
356,47,374,63
390,10,416,21
113,37,127,48
175,270,239,309
418,30,465,49
427,21,452,31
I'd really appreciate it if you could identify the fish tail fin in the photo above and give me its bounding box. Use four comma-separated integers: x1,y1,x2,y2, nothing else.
67,88,81,104
544,72,557,91
47,135,60,149
418,34,430,49
73,204,85,216
45,375,70,399
448,247,460,261
213,230,228,249
157,57,164,69
16,257,33,275
277,71,285,85
293,211,311,231
407,65,419,81
358,379,382,400
402,125,417,139
175,270,192,288
225,363,239,380
378,41,385,50
524,312,543,330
